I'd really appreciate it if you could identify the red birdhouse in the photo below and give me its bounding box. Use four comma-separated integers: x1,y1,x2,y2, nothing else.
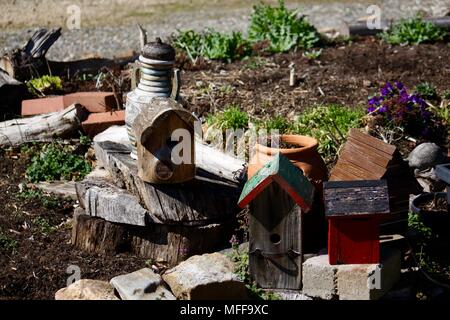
324,180,390,265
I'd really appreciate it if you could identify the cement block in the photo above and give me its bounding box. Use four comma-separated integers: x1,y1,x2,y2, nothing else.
302,254,338,300
302,247,401,300
337,247,401,300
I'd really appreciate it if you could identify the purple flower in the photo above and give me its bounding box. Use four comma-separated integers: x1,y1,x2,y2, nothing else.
395,82,404,90
379,105,387,113
368,96,381,106
380,82,394,96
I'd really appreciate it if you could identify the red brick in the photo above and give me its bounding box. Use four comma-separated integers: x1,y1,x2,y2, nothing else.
21,96,65,116
81,110,125,138
64,92,118,113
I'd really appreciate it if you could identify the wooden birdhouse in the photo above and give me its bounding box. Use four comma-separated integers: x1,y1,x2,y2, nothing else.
238,153,314,290
324,180,390,265
132,97,197,184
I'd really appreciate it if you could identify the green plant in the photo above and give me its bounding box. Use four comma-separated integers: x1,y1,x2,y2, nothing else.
32,216,57,235
245,57,267,70
293,105,365,164
26,75,62,97
202,30,252,62
17,185,61,209
408,212,432,240
173,29,251,62
26,143,92,183
255,116,293,134
303,49,322,59
443,90,450,100
248,0,319,53
0,229,17,252
79,132,92,146
227,246,280,300
206,106,249,130
380,16,447,45
415,82,438,101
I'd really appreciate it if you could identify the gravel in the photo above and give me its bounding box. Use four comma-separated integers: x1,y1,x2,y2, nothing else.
0,0,449,61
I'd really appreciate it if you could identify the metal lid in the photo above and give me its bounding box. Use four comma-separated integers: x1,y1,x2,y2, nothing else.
141,37,175,61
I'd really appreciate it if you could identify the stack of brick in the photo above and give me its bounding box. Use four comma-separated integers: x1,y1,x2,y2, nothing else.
21,92,124,137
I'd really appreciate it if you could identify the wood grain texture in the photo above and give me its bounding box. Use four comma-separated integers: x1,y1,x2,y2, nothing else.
0,104,88,147
249,183,303,290
103,147,240,224
72,208,234,266
324,180,390,216
132,98,196,184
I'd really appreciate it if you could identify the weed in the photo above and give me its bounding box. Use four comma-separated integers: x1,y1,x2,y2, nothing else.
293,105,365,164
303,49,322,59
443,90,450,100
206,106,249,130
173,29,251,62
79,132,92,146
380,15,447,45
248,0,319,53
0,229,17,252
245,57,267,70
17,184,62,209
26,75,62,97
415,82,438,101
26,143,92,183
32,216,57,235
255,116,293,134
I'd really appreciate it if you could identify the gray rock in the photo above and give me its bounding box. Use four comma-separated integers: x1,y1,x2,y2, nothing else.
110,268,175,300
162,252,248,300
407,143,445,170
55,279,118,300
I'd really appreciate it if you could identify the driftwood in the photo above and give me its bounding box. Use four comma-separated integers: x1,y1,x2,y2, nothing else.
76,179,149,226
0,28,61,81
93,125,246,185
99,145,240,224
0,68,29,120
0,103,88,147
72,208,233,266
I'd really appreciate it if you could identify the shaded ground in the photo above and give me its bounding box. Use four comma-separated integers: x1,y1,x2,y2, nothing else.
0,147,146,300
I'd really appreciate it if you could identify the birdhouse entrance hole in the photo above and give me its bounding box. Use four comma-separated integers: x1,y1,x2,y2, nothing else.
270,233,281,244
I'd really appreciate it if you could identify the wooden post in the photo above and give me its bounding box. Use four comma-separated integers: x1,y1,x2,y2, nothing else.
324,180,390,265
238,153,314,290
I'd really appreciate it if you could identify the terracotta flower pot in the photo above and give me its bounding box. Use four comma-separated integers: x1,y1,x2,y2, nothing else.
248,134,328,185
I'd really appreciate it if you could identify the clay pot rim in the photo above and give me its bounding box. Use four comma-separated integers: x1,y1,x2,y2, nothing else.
256,134,319,155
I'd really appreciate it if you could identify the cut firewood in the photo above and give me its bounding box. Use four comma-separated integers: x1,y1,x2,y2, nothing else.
0,103,88,147
72,208,233,266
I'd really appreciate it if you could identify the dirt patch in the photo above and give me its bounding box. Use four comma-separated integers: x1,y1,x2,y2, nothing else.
0,148,146,300
179,37,450,121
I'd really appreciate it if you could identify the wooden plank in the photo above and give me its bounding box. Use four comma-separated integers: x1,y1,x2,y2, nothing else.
324,180,390,216
337,145,387,178
249,183,302,290
345,139,392,168
347,136,393,160
348,128,397,156
332,160,380,180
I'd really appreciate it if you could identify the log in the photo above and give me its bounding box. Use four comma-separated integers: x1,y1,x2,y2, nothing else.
93,125,247,185
0,68,30,120
340,16,450,36
76,179,150,226
1,28,61,81
104,149,240,224
0,103,88,147
71,208,234,266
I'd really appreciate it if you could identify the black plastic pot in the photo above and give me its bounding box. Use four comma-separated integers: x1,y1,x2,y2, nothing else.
411,192,449,241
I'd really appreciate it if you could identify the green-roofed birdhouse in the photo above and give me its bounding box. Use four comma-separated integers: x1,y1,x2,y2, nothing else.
238,153,314,290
